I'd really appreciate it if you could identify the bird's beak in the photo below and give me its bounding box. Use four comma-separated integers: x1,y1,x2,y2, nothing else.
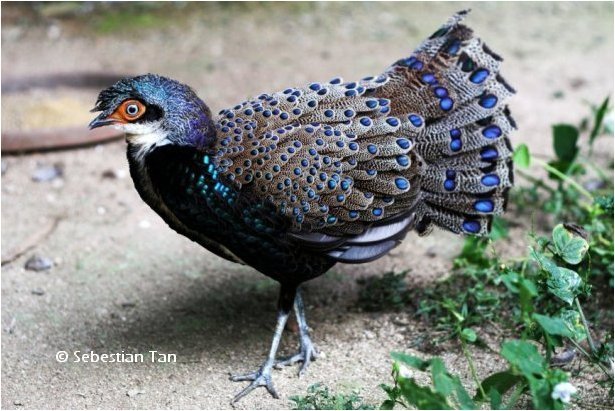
88,113,116,130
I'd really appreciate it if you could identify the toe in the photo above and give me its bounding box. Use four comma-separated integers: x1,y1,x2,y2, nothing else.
229,371,258,382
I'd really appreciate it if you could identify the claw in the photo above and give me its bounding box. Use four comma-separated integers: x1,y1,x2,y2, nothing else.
274,337,319,377
230,366,279,404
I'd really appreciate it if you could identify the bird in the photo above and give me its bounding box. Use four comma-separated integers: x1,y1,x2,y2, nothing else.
89,10,515,403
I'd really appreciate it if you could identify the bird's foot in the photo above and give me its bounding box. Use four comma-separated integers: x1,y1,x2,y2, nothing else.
230,363,278,404
274,336,319,377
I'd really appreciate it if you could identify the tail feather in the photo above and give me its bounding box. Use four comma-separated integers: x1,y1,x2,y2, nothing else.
380,10,516,236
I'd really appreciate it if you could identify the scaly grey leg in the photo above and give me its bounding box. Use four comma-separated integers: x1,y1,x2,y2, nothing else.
229,284,296,403
274,287,319,377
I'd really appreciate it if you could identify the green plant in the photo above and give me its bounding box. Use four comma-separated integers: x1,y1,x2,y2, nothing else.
357,270,409,312
382,344,573,410
381,211,613,410
290,383,374,410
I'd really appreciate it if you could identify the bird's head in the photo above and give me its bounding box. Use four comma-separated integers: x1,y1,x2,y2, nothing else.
89,74,215,153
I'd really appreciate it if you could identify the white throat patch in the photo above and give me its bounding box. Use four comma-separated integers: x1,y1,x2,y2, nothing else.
118,121,169,162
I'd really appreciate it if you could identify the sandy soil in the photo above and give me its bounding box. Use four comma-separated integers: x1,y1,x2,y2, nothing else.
1,2,613,409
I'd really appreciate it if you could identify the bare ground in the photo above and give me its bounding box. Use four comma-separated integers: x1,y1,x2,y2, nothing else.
1,2,613,409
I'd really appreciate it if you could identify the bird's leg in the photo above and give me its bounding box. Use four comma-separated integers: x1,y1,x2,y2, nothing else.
230,284,296,404
274,287,319,377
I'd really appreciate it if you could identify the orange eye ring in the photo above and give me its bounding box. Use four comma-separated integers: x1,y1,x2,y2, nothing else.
110,99,146,123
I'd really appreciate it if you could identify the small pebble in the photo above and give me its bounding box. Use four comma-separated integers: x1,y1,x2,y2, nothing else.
121,302,136,308
126,389,145,397
583,179,606,191
551,348,576,365
25,255,53,272
101,169,127,179
47,24,61,40
31,288,45,296
32,164,63,182
363,330,375,339
4,317,16,334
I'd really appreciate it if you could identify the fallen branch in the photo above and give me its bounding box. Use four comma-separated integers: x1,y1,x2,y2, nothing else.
1,127,124,154
1,216,62,265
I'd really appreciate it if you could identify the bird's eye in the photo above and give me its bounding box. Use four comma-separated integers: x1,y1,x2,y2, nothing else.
114,99,146,122
126,104,139,116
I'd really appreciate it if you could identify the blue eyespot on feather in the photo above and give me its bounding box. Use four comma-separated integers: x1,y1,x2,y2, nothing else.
470,69,490,84
479,94,498,109
408,114,423,127
462,220,481,233
421,73,436,84
396,138,410,149
450,139,462,152
396,155,409,167
360,117,372,127
434,87,448,98
481,174,500,186
440,98,454,111
480,147,498,161
482,125,502,139
395,177,409,190
386,117,400,127
474,200,494,213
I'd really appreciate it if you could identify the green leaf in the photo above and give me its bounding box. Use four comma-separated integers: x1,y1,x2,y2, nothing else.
391,353,430,371
398,378,453,410
489,387,503,410
379,399,395,410
430,358,456,397
532,313,574,338
604,111,614,135
461,328,477,343
501,340,545,377
476,371,522,401
589,97,610,145
547,159,573,178
519,277,538,316
489,217,509,242
552,224,589,265
529,247,559,274
552,124,579,162
546,267,582,305
559,310,588,341
499,271,520,293
513,144,531,168
527,376,557,410
453,379,476,410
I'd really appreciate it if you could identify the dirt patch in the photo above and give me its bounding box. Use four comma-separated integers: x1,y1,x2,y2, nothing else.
1,2,613,409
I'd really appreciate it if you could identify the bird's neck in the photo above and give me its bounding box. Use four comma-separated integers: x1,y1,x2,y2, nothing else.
126,143,197,233
167,97,217,150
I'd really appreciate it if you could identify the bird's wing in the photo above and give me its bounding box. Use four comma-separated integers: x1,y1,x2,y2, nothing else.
211,11,514,263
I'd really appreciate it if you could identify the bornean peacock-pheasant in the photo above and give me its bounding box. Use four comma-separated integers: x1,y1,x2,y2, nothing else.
89,11,515,403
